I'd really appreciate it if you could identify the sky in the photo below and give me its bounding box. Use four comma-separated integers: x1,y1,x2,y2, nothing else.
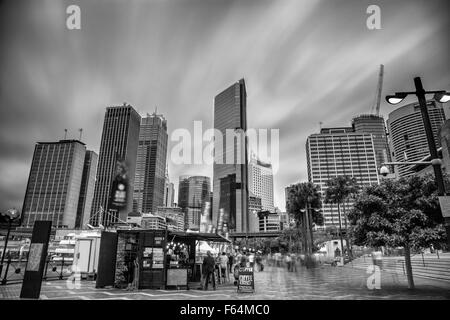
0,0,449,213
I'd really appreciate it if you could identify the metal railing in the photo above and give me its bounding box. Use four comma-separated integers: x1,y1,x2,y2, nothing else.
0,256,73,285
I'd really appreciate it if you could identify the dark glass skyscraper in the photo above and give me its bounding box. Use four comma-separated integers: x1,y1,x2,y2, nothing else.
213,79,249,233
90,104,141,226
178,175,211,230
133,112,168,213
75,150,98,228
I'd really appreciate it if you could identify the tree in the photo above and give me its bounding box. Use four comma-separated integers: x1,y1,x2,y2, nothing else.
325,176,359,259
286,182,323,255
348,174,447,289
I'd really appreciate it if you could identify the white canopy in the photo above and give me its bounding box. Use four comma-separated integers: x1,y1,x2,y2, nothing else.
198,241,219,254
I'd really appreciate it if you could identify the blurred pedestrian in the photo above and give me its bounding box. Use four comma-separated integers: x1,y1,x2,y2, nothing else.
203,251,216,290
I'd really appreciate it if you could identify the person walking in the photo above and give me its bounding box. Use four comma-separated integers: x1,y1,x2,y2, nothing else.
286,253,292,271
202,251,216,290
219,252,229,283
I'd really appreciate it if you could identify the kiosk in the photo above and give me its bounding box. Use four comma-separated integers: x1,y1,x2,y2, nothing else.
96,229,231,290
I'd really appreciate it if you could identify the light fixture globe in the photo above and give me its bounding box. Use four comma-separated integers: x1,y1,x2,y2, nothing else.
386,93,407,105
379,165,390,176
434,92,450,103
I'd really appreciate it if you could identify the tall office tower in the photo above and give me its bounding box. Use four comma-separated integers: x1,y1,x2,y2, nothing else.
352,114,391,170
22,140,87,229
178,175,211,230
90,104,141,226
163,166,175,207
306,127,379,229
248,193,262,232
75,150,98,228
248,153,275,212
213,79,249,233
387,100,446,177
133,112,168,214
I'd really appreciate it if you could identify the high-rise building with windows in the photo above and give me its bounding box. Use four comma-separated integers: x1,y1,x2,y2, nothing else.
352,114,391,170
163,166,175,207
306,127,379,228
90,104,141,226
133,112,168,214
178,175,211,230
22,140,87,229
213,79,249,233
248,153,274,212
387,100,446,177
75,150,98,228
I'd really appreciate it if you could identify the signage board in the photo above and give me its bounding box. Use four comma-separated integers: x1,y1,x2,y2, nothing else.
20,221,52,299
439,196,450,218
237,266,254,293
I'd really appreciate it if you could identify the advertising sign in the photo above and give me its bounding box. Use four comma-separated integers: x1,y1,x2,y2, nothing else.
109,159,129,209
237,267,255,293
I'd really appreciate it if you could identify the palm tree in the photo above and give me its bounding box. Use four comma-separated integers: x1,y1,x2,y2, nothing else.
324,176,358,260
286,182,323,258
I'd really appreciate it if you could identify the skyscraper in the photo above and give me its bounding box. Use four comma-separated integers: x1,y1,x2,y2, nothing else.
248,153,274,212
306,127,379,228
163,166,175,207
387,100,446,177
178,175,211,230
352,114,391,170
90,104,141,226
133,112,168,213
75,150,98,228
22,140,87,229
213,79,249,233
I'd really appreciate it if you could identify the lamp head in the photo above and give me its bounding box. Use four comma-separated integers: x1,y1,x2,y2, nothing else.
434,92,450,103
386,93,408,105
379,165,390,177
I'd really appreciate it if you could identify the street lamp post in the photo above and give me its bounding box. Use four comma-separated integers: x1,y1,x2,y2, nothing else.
386,77,450,245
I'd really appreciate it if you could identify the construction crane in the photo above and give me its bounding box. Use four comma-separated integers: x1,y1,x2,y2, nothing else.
370,64,384,115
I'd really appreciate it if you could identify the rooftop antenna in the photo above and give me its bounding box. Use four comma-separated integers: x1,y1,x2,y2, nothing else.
154,106,158,115
64,129,68,140
319,122,323,131
79,128,83,141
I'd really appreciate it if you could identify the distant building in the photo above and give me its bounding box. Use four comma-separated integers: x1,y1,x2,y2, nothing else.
75,150,98,229
142,213,166,230
258,211,280,232
306,127,379,229
387,100,446,177
213,79,249,233
248,193,262,233
248,153,274,212
163,167,175,207
155,206,184,231
126,211,143,227
90,104,141,226
22,140,87,229
133,112,168,213
352,114,391,170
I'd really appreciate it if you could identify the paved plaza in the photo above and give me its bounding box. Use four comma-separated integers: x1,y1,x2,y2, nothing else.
1,263,449,300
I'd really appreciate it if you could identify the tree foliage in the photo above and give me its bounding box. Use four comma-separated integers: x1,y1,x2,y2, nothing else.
348,174,447,250
286,182,324,226
324,175,359,205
